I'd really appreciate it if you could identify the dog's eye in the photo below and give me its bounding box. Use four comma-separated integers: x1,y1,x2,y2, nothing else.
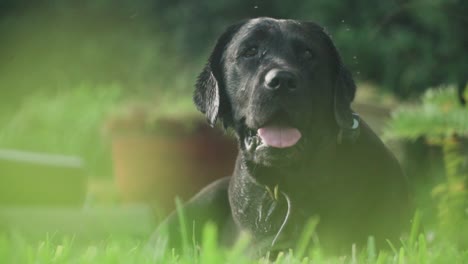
241,46,259,58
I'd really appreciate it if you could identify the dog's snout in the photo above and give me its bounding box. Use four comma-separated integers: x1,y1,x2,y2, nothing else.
264,69,297,91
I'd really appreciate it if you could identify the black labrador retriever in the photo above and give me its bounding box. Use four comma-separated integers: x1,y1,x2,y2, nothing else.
149,17,413,254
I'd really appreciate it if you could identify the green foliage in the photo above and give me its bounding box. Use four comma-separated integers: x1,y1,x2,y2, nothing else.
0,4,200,104
149,0,467,98
3,0,464,99
384,86,468,142
433,137,468,245
385,86,468,246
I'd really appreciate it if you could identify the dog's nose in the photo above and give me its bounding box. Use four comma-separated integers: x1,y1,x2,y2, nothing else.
264,69,297,91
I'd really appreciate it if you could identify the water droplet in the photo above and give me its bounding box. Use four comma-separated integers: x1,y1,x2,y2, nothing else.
353,56,357,59
254,5,258,9
341,20,345,23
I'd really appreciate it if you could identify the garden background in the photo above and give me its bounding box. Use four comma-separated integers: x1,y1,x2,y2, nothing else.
0,0,467,263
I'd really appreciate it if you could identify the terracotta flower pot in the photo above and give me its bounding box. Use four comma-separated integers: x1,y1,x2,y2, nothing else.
110,118,237,214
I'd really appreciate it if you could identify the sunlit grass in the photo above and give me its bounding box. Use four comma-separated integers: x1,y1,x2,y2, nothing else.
1,220,467,264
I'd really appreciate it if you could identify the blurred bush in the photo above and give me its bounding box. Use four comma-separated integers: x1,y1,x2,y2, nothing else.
152,0,468,98
0,0,201,108
384,87,468,141
385,86,467,245
296,0,468,98
2,0,466,99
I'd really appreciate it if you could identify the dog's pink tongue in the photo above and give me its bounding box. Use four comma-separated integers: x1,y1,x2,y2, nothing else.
257,126,302,148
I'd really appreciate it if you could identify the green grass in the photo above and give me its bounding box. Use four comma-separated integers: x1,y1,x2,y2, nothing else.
1,209,467,263
1,222,467,264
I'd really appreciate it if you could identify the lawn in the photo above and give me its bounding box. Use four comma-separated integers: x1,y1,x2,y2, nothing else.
1,220,467,263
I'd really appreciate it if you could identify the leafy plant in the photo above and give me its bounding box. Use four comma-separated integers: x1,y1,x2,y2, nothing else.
385,86,468,245
384,86,468,142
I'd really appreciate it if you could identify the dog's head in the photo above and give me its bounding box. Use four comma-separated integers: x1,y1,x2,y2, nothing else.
194,18,359,167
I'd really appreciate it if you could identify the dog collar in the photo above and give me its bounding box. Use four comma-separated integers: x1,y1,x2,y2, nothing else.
337,113,360,144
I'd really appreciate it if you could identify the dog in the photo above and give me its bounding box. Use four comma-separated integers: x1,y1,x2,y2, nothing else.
149,17,413,255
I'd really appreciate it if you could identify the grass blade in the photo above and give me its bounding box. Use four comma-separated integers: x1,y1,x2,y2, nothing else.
295,216,319,259
175,197,189,253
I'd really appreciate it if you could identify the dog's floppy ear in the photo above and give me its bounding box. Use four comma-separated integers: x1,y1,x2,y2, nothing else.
195,64,221,127
303,21,360,143
194,22,246,127
334,64,360,143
